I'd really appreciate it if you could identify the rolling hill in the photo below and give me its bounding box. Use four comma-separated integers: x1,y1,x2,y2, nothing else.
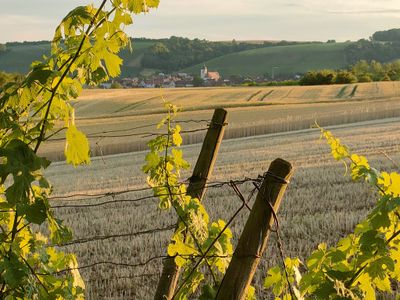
0,40,156,76
0,40,351,78
182,42,351,78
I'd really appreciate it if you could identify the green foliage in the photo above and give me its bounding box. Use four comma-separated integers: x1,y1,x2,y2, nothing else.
372,28,400,42
192,75,204,87
300,70,336,85
143,103,234,299
263,128,400,299
182,42,349,78
299,59,400,86
110,81,123,89
345,38,400,65
0,0,159,297
0,44,6,52
334,71,357,84
350,60,400,82
141,36,266,73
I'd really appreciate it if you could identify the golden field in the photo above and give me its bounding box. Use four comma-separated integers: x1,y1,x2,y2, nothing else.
41,82,400,161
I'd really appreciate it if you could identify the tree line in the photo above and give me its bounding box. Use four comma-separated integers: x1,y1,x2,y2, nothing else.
141,36,271,72
344,29,400,65
299,60,400,85
141,38,327,73
0,43,7,54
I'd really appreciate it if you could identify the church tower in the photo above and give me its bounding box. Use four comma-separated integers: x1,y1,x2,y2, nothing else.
200,65,208,79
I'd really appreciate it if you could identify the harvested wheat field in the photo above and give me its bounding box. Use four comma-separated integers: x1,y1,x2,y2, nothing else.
47,117,400,299
39,82,400,161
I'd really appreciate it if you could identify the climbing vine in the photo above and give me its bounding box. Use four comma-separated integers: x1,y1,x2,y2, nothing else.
0,0,159,297
143,102,234,299
264,128,400,299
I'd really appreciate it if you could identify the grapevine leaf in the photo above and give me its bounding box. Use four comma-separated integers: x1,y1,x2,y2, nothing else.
26,65,53,85
0,140,50,204
172,125,183,146
171,148,190,170
48,217,73,244
143,152,160,173
0,253,28,288
168,236,198,267
357,273,376,300
374,276,391,292
65,125,91,166
20,199,47,225
365,257,395,280
264,266,283,295
102,52,123,77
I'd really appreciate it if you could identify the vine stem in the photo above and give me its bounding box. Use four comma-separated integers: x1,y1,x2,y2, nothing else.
174,183,247,299
162,107,217,288
20,255,49,295
34,0,108,153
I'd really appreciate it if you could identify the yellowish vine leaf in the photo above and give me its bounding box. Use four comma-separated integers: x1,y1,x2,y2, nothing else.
65,125,91,166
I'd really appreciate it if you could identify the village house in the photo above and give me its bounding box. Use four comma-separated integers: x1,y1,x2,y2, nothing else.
200,65,221,82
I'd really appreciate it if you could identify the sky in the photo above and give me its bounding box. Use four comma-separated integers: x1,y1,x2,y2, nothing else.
1,0,400,43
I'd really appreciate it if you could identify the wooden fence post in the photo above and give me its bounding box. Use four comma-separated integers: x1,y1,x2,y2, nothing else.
154,108,228,300
216,158,293,300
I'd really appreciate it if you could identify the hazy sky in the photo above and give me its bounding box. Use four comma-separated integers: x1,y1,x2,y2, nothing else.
1,0,400,43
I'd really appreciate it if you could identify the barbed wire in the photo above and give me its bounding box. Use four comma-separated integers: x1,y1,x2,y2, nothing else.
56,224,176,247
28,170,291,300
38,254,234,277
45,119,211,142
85,273,160,284
50,176,264,209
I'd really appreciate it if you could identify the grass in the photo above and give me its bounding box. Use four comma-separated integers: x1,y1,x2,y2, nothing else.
47,119,400,299
182,42,351,77
39,82,400,161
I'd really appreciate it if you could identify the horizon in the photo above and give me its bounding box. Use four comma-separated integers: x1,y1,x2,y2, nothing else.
1,0,400,43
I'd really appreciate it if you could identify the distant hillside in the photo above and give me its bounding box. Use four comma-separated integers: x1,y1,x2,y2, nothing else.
182,43,351,78
3,30,400,79
0,40,349,78
0,39,156,77
0,42,51,74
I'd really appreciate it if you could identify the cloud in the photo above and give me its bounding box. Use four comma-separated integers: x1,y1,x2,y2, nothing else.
282,0,400,16
1,0,400,43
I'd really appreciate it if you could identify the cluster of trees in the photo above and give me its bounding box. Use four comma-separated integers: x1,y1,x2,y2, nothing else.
345,39,400,65
372,28,400,42
141,37,327,73
262,40,322,47
0,43,7,54
344,29,400,65
4,40,49,46
141,36,267,72
300,60,400,85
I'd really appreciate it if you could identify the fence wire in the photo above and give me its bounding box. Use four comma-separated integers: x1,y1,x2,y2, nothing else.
42,172,279,299
34,120,289,298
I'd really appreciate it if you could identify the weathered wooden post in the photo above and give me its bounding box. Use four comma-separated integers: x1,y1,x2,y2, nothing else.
216,158,293,300
154,108,228,300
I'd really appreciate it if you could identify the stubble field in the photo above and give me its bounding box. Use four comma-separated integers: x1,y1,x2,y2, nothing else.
47,116,400,299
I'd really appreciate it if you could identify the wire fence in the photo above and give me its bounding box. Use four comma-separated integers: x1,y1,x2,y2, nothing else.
39,120,290,298
43,118,215,162
47,169,290,298
45,119,211,142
